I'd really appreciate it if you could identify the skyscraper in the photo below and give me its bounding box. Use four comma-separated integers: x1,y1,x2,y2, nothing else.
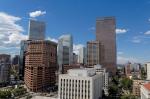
28,20,45,40
125,62,131,77
73,53,78,64
96,17,116,75
12,55,19,65
19,20,45,79
24,40,57,92
78,46,87,65
19,40,31,79
0,54,11,84
87,41,104,67
57,34,73,73
11,55,20,74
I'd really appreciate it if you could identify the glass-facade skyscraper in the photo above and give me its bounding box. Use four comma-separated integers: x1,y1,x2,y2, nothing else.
78,46,87,65
28,20,45,40
19,40,31,79
57,34,73,73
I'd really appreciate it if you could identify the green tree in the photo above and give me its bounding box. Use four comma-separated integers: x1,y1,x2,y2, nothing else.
0,90,11,99
141,67,146,80
26,94,32,99
12,87,26,96
112,76,119,85
108,84,118,96
121,94,137,99
120,78,133,90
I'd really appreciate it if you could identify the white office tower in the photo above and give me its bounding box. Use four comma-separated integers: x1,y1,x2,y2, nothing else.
146,63,150,80
58,68,103,99
78,46,87,64
57,34,73,73
94,64,109,96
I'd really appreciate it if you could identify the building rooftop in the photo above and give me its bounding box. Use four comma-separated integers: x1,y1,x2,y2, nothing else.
59,34,72,39
96,16,115,21
143,83,150,91
68,68,96,77
94,64,102,69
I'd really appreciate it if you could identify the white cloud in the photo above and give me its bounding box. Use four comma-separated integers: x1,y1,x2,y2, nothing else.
88,26,95,31
132,39,141,43
88,27,128,34
132,36,142,43
73,44,84,54
116,28,128,34
144,30,150,35
131,34,150,44
29,10,46,18
148,18,150,22
117,51,124,55
117,56,139,64
47,37,58,43
0,12,27,48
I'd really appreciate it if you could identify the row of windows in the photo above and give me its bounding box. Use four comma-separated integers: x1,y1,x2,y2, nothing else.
60,79,90,99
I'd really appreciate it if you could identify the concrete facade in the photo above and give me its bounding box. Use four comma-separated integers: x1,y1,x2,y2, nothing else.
132,80,144,96
58,68,103,99
94,64,109,96
62,64,81,74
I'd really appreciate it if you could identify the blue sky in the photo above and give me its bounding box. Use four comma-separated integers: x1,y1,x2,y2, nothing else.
0,0,150,64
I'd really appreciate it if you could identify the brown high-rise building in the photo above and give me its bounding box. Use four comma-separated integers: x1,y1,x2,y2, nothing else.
125,63,131,77
96,17,116,75
87,41,104,67
24,40,57,92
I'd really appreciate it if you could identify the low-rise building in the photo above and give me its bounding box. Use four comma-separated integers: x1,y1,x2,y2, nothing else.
141,83,150,99
132,80,144,96
94,64,109,96
58,68,103,99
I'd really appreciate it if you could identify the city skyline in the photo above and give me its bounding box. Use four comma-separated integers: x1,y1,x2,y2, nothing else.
0,0,150,64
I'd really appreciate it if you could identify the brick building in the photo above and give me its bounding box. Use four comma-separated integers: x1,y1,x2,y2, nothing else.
87,41,104,67
24,40,57,92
